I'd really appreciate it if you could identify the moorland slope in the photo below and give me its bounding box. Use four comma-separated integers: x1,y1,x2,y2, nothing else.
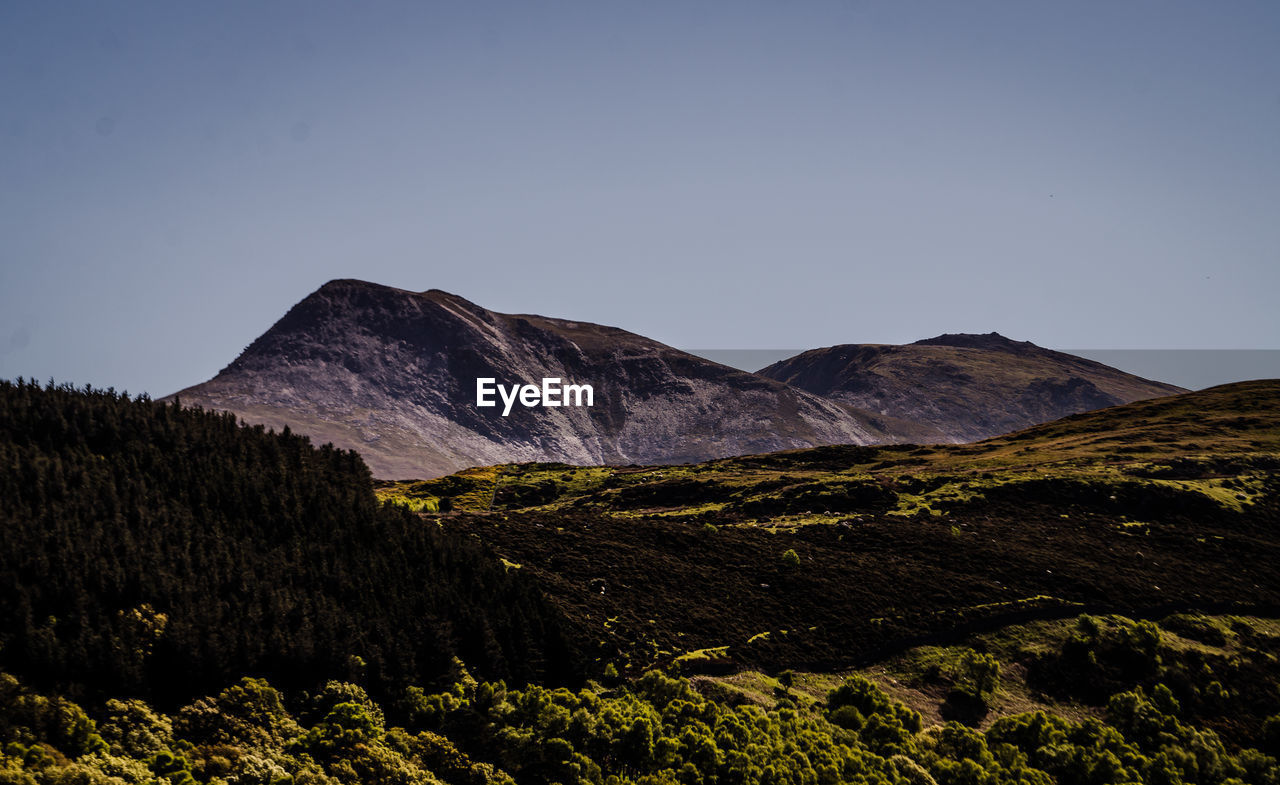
380,381,1280,676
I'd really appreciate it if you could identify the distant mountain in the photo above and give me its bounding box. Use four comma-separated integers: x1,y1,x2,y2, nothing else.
168,280,940,478
758,332,1186,442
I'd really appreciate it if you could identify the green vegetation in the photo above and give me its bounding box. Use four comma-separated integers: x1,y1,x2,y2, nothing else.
0,380,580,707
371,381,1280,680
373,381,1280,527
6,380,1280,783
376,466,504,513
4,614,1280,785
938,650,1000,724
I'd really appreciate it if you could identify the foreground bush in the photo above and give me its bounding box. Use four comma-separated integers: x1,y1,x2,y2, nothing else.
2,656,1278,785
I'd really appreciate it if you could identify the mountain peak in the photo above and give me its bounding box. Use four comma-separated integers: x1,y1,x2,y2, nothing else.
912,332,1036,352
299,281,491,323
169,285,936,478
314,278,402,294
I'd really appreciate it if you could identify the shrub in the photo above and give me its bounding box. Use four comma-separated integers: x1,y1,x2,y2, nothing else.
940,649,1000,726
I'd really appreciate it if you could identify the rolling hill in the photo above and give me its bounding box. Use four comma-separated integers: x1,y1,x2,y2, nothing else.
758,332,1186,442
379,380,1280,676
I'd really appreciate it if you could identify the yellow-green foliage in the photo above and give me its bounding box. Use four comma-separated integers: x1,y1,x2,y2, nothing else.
1148,476,1265,512
398,381,1279,525
376,465,504,512
671,647,731,674
383,494,441,513
5,627,1280,785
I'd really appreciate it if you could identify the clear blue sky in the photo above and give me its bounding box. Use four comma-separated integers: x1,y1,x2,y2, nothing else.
2,1,1278,396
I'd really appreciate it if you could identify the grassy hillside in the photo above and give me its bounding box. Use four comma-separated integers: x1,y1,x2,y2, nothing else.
376,381,1280,677
379,380,1280,515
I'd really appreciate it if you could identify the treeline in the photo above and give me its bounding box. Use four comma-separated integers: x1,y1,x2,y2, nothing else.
0,380,580,707
2,650,1280,785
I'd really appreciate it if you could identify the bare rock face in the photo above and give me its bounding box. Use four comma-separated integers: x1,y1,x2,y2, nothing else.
168,280,941,478
758,332,1187,443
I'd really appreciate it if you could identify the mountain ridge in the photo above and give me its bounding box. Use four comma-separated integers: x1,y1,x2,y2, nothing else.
170,279,940,478
759,332,1185,442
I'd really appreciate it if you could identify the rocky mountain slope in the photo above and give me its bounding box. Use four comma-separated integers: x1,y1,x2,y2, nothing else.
168,280,940,478
758,332,1186,442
